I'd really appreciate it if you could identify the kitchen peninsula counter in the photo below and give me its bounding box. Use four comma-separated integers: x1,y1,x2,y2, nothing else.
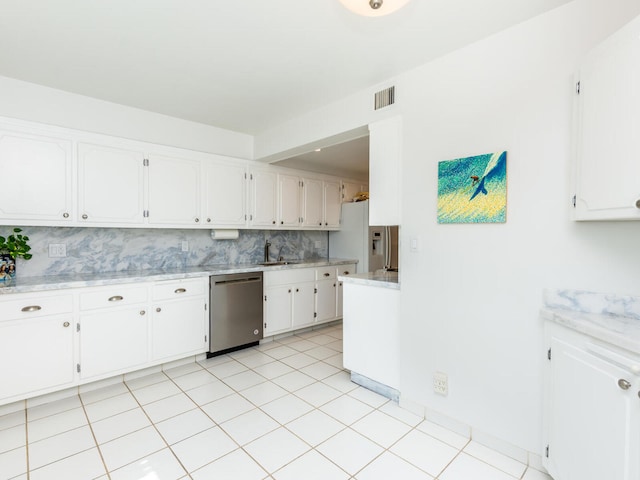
339,271,399,290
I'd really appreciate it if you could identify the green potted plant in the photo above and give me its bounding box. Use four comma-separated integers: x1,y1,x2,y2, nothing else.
0,228,32,282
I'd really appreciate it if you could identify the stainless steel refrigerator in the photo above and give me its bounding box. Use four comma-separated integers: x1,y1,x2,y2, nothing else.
328,200,399,273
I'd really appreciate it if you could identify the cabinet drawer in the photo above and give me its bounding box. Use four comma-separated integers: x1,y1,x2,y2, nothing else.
79,284,149,311
316,266,336,281
0,292,73,321
264,268,315,287
153,278,205,301
337,264,357,277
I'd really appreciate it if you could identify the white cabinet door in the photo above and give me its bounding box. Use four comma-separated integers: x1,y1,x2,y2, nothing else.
80,307,149,380
292,282,315,329
0,315,74,403
204,159,247,227
324,181,342,228
151,278,207,361
0,128,73,224
78,143,145,225
342,181,362,204
316,279,337,323
278,173,301,228
147,154,202,226
264,285,293,336
250,168,278,227
302,178,324,228
336,264,356,318
544,327,640,480
152,297,207,361
369,116,402,225
574,15,640,220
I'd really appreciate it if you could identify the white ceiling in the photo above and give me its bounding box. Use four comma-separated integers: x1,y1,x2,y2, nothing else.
0,0,572,137
0,1,572,179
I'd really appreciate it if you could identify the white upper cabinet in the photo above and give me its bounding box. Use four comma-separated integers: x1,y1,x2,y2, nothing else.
368,116,402,225
0,126,73,225
78,143,145,225
574,15,640,220
147,154,202,226
278,173,302,227
341,180,367,204
324,180,342,228
249,167,278,227
302,177,324,228
203,158,247,227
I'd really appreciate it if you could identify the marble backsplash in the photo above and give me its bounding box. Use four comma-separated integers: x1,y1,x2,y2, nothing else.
544,289,640,321
13,227,329,277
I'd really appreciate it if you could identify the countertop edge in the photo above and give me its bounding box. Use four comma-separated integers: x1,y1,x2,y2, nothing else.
541,307,640,356
339,272,400,290
0,259,358,294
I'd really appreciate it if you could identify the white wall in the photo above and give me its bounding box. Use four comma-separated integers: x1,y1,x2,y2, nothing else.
0,75,253,159
256,0,640,453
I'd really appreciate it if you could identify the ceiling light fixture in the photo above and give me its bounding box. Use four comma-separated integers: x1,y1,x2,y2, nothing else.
338,0,412,17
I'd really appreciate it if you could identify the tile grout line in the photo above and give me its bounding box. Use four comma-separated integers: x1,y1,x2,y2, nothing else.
77,392,112,480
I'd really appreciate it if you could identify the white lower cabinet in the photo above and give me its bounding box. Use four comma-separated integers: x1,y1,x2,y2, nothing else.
0,291,75,404
336,263,356,318
263,267,315,336
0,277,209,405
543,322,640,480
263,264,353,337
316,266,337,323
79,284,150,380
151,278,208,362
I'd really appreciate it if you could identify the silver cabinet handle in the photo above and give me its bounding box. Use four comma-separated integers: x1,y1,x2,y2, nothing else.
174,288,186,294
195,218,200,223
272,220,276,225
82,214,88,220
636,199,640,209
343,271,350,275
618,379,632,390
288,289,291,293
156,307,161,312
108,295,123,302
63,212,69,218
140,310,146,316
21,305,41,312
324,272,330,277
207,218,211,223
63,321,70,327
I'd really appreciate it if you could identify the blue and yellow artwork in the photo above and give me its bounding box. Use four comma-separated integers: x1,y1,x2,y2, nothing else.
437,151,507,224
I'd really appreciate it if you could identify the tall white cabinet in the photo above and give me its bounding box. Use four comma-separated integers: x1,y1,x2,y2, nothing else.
574,15,640,220
368,115,401,226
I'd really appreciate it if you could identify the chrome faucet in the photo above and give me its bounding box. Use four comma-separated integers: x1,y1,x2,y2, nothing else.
264,240,271,263
277,245,285,262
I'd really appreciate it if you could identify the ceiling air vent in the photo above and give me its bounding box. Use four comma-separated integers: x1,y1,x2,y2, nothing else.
374,86,395,110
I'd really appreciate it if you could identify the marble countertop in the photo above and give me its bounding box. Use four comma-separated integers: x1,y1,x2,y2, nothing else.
541,308,640,355
0,258,357,294
541,289,640,355
339,271,400,290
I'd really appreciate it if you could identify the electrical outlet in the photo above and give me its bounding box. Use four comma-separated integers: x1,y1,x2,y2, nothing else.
48,243,67,258
433,371,448,396
181,240,189,252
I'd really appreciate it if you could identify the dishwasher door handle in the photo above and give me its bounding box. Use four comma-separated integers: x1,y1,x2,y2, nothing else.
214,276,262,286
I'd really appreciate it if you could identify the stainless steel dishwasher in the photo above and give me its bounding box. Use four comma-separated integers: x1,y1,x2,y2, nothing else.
208,272,263,356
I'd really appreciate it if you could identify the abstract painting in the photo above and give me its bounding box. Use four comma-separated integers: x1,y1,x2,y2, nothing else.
437,151,507,224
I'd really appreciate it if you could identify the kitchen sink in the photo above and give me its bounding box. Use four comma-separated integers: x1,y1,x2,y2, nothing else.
258,260,300,266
